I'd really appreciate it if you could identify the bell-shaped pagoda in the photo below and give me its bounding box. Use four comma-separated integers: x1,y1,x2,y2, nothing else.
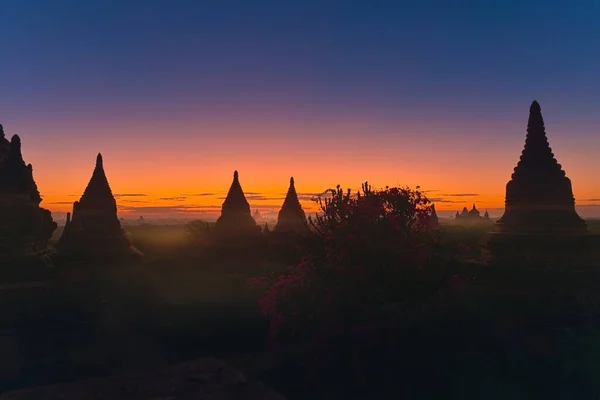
214,170,259,236
275,177,308,232
481,101,598,265
0,124,57,264
496,101,587,234
58,153,141,259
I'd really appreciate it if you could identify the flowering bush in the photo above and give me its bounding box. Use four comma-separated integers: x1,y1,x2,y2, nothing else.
251,182,467,380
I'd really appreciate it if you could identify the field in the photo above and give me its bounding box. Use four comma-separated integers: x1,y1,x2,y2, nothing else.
2,220,600,399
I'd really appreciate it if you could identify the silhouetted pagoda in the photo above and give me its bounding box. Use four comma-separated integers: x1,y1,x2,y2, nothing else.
275,177,308,233
455,203,486,221
427,203,439,228
214,170,259,236
0,124,57,264
481,101,597,265
58,153,141,259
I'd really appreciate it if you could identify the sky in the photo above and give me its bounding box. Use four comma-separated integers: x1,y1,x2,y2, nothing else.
2,0,600,220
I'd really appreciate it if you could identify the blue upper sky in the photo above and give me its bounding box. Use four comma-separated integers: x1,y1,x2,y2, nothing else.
3,0,600,117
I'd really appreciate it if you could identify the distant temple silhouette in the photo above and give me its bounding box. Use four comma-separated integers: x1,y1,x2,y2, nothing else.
275,177,308,233
252,209,264,224
58,153,141,259
0,124,56,264
481,101,598,265
428,203,439,228
214,170,259,236
454,203,490,221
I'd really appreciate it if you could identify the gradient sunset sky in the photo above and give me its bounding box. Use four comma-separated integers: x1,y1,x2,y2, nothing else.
2,0,600,220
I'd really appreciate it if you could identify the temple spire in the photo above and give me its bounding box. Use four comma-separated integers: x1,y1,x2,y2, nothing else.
0,124,4,140
77,152,117,220
512,100,564,181
481,100,590,266
275,176,307,232
215,170,257,236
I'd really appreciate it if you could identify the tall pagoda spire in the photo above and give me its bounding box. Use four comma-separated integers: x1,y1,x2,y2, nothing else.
215,170,258,236
58,153,140,259
275,176,308,232
80,153,116,210
495,101,586,233
220,170,251,216
510,100,566,182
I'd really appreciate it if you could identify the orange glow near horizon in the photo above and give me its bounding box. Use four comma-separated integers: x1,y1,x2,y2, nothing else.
10,116,600,221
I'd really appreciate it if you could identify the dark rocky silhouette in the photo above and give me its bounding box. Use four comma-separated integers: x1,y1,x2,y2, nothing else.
0,124,57,264
58,153,141,259
214,170,259,236
275,177,308,233
481,101,598,265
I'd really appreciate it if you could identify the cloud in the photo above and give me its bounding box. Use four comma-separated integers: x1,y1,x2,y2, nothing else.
298,195,321,202
48,201,74,205
441,193,479,197
585,198,600,202
246,195,285,201
428,197,462,203
422,189,440,193
157,196,188,201
114,193,148,198
181,193,216,197
117,203,281,215
216,193,285,201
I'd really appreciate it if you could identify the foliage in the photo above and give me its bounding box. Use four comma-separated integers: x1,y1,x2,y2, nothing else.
185,220,212,244
251,182,466,380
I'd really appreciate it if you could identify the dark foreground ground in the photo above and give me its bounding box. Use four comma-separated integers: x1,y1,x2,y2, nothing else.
1,220,600,399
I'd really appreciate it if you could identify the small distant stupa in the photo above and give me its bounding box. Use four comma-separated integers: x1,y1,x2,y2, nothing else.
214,170,259,236
481,101,598,265
0,124,57,264
275,177,308,233
58,153,141,259
455,203,484,221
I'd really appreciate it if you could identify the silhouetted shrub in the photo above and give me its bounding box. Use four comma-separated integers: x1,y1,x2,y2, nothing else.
251,182,465,384
185,220,212,245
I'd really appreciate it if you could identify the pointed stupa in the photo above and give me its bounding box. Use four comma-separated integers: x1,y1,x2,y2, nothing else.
481,101,597,266
427,203,439,228
79,153,117,211
215,170,258,236
58,153,141,259
496,100,586,233
275,177,308,232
